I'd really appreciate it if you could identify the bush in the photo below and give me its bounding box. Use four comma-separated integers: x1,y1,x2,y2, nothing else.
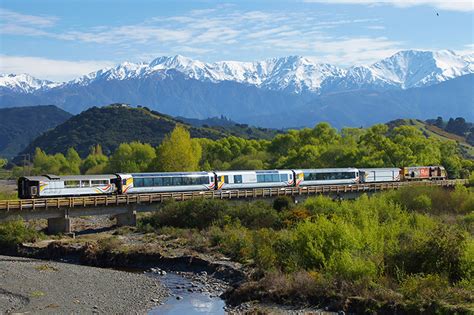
388,224,467,282
140,199,229,230
0,219,43,251
273,196,293,212
224,201,281,229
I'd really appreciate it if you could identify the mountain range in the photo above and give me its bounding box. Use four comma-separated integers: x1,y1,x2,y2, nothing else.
1,50,473,128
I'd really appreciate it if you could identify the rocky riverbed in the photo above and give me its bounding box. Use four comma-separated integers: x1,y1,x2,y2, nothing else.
0,255,168,314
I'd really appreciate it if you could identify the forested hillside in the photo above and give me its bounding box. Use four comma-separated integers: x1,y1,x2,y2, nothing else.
0,105,72,159
18,104,280,159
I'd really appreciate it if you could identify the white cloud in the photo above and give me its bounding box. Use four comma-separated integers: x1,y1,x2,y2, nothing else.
304,0,473,12
0,6,404,72
0,55,114,82
0,8,57,27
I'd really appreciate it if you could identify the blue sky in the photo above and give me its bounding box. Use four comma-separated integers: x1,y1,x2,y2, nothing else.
0,0,472,81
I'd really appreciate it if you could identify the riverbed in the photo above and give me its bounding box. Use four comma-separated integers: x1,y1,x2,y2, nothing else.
0,255,168,314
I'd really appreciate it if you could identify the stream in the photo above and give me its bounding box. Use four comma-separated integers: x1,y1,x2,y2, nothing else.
148,271,227,314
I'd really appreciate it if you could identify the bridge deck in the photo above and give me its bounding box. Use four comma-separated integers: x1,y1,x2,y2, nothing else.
0,179,467,213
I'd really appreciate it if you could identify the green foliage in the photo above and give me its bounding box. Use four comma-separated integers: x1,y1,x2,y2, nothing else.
0,219,43,251
141,199,229,230
0,158,6,168
32,147,81,175
108,142,156,172
81,144,109,174
151,126,201,172
273,196,293,212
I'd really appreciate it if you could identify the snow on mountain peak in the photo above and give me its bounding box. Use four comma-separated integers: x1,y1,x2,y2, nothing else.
2,50,472,95
0,73,60,93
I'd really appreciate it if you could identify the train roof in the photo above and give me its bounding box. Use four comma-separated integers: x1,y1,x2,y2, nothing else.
127,171,212,177
295,168,359,172
359,168,401,171
214,170,292,175
20,174,115,181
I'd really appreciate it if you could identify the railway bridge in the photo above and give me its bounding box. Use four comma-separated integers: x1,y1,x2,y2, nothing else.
0,179,469,234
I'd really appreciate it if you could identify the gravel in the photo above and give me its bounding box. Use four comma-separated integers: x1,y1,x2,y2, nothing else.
0,255,168,314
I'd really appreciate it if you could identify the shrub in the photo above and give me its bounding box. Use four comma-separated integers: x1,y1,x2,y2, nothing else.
273,196,293,212
388,224,467,282
0,219,43,251
213,223,253,262
399,274,450,305
140,199,229,230
224,201,281,229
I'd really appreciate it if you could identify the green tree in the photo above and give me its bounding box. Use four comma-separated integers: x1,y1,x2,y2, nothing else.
65,148,81,174
81,144,108,174
0,158,6,169
108,142,156,172
151,126,202,171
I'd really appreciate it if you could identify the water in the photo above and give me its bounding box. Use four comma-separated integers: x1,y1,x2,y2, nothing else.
148,272,226,315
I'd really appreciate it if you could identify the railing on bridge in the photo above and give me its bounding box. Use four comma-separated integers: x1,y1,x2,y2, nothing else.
0,179,467,212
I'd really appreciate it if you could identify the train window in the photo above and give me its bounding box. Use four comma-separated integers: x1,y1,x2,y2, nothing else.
182,177,191,185
234,175,243,183
144,178,153,187
81,181,91,187
272,174,280,182
200,176,207,185
91,180,108,186
134,178,144,187
257,174,264,182
64,180,80,188
172,177,182,186
280,174,288,181
156,178,163,186
162,177,171,186
224,176,229,184
289,174,293,179
263,174,271,182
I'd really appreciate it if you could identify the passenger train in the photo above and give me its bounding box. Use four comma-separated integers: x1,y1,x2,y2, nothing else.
17,166,447,199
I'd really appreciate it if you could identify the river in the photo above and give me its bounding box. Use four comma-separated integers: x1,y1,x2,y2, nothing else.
148,272,226,314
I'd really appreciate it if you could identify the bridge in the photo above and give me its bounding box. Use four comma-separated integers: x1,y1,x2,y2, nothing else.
0,179,468,234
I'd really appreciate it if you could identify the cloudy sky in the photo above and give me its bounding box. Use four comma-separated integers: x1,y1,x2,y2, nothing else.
0,0,472,81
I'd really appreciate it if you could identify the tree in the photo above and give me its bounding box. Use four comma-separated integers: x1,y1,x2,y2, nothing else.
0,158,6,169
108,142,156,172
81,144,108,174
151,126,202,172
65,148,81,174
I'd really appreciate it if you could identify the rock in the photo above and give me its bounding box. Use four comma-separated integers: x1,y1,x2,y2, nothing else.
176,296,183,300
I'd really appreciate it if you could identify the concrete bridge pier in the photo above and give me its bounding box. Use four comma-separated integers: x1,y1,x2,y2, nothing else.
47,216,71,234
115,207,137,227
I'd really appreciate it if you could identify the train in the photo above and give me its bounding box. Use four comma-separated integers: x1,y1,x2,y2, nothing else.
17,166,447,199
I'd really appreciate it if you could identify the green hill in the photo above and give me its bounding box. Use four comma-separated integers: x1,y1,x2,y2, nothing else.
18,104,279,158
0,105,72,159
387,118,474,159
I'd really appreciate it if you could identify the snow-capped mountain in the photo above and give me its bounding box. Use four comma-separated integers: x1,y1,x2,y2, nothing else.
0,73,61,93
336,50,474,90
2,50,472,95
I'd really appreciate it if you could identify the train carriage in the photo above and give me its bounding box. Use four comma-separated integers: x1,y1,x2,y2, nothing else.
214,170,294,190
118,172,215,194
18,174,117,199
359,168,401,183
296,168,359,186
